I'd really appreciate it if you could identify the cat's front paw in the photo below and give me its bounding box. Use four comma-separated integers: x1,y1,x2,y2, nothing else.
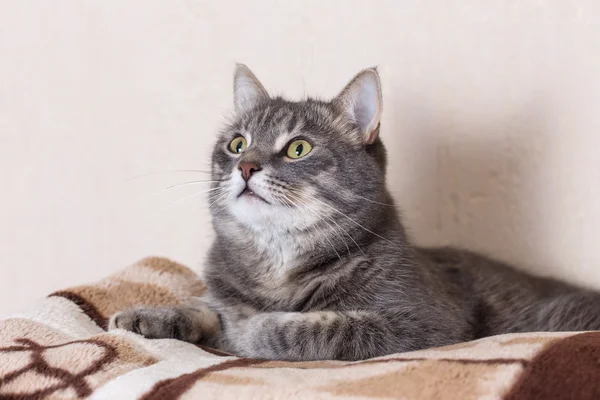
109,306,212,343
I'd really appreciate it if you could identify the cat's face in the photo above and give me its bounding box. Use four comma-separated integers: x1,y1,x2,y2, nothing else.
210,65,389,235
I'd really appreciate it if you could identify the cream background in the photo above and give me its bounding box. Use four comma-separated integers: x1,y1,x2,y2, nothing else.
1,0,599,316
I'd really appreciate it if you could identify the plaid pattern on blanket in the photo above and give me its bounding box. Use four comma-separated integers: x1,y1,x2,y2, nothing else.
1,257,599,399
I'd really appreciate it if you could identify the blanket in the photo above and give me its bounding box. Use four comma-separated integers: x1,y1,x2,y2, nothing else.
1,257,600,400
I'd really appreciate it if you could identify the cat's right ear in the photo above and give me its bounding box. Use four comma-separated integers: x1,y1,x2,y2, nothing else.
233,64,269,113
333,68,383,145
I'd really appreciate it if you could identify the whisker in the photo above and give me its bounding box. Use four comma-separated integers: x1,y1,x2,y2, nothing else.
283,194,342,261
289,194,352,256
310,201,364,256
290,189,400,249
171,200,210,224
172,186,230,219
176,191,228,220
150,180,225,196
311,218,342,261
165,187,224,210
353,193,396,207
293,192,366,256
208,190,231,209
128,169,212,181
322,217,351,256
275,193,341,260
272,194,321,244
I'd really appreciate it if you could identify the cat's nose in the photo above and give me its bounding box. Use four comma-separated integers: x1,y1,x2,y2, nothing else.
238,161,262,181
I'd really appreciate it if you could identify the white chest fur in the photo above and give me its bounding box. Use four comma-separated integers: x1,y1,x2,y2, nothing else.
252,228,302,284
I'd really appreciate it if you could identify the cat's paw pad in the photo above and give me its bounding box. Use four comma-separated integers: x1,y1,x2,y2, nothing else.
109,307,202,343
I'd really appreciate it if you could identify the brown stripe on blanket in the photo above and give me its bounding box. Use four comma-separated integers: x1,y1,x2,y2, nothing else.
0,319,158,399
504,331,600,400
0,338,117,399
258,356,528,370
50,290,108,330
357,356,529,367
195,344,232,357
139,355,527,400
141,358,268,400
50,282,181,331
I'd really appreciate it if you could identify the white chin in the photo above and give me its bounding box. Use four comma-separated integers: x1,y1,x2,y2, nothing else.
229,196,277,226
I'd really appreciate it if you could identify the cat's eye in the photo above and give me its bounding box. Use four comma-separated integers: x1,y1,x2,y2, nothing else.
229,136,247,154
286,140,312,159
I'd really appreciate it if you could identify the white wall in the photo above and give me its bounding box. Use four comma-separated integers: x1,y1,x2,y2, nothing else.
1,0,600,316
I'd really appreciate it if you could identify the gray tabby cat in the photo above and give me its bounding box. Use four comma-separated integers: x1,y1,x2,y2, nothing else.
110,65,600,361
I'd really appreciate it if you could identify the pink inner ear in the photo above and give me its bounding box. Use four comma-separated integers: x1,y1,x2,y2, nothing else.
365,123,380,145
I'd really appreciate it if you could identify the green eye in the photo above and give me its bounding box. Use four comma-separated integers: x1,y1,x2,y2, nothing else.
286,140,312,159
229,136,247,154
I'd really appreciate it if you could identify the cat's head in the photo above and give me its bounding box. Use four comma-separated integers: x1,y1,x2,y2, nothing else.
210,65,392,235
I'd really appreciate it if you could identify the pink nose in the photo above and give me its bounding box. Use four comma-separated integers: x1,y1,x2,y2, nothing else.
238,162,261,181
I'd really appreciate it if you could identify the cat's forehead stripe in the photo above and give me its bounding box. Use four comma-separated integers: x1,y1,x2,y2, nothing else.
258,107,271,126
243,130,252,145
273,132,296,153
272,108,291,127
273,113,303,152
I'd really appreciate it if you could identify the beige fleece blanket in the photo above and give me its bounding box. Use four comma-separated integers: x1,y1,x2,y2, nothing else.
1,257,599,400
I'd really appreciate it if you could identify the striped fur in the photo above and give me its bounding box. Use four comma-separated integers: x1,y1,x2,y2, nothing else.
111,65,600,361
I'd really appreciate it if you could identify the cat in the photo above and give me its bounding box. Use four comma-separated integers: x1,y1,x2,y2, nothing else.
110,64,600,361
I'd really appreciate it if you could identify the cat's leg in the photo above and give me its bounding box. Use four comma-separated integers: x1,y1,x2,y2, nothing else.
109,297,221,347
536,291,600,331
223,310,401,361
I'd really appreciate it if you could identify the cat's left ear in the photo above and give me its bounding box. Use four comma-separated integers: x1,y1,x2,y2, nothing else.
333,68,383,145
233,64,269,113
